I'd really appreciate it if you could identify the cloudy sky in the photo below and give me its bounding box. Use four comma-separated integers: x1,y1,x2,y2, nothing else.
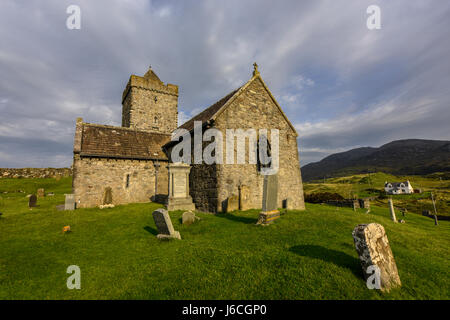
0,0,449,168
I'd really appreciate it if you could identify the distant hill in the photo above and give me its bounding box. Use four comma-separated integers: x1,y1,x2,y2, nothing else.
301,139,450,181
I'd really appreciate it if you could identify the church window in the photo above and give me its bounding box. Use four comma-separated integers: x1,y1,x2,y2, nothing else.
125,174,130,188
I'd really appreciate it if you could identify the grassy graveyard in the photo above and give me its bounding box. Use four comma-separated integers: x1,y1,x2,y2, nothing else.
0,177,449,300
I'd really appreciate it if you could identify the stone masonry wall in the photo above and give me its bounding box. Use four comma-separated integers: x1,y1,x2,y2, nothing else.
189,163,218,213
122,75,178,134
72,155,168,208
213,77,305,212
0,167,72,179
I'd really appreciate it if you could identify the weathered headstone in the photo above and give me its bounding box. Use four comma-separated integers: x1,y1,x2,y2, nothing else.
352,223,401,292
152,208,181,240
225,195,239,212
182,211,199,225
282,197,293,210
28,194,37,208
103,187,113,205
257,174,280,225
388,198,397,222
239,185,251,210
64,194,76,211
166,163,195,211
37,188,45,197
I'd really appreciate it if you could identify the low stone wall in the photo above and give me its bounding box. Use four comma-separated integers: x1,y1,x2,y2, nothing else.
0,168,72,179
326,199,370,209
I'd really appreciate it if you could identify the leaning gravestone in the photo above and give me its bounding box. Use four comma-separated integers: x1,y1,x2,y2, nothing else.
257,174,280,225
388,198,397,222
152,208,181,240
37,188,45,197
64,194,76,211
28,194,37,208
352,223,401,292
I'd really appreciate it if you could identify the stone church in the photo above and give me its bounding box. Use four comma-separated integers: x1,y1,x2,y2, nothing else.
72,64,305,212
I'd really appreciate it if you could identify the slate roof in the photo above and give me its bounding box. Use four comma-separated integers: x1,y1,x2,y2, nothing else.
79,123,170,160
179,88,240,132
385,181,409,188
143,68,163,84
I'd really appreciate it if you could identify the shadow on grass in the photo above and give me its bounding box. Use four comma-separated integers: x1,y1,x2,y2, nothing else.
215,213,258,224
144,226,158,236
289,245,361,277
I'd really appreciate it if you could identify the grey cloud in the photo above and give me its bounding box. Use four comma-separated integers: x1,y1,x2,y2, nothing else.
0,0,449,167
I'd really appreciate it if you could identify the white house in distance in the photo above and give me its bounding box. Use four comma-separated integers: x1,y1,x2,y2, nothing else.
384,181,414,194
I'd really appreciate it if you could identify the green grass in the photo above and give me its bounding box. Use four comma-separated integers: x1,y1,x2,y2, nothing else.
0,177,449,299
304,172,450,216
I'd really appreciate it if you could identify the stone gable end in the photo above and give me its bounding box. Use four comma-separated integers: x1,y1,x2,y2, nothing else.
209,77,305,212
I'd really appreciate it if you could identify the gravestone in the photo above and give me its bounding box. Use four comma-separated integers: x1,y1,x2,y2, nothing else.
182,211,199,225
239,185,251,210
166,163,195,211
226,195,239,212
359,199,370,209
257,174,280,225
64,194,76,211
37,188,45,197
103,187,113,205
152,208,181,240
28,194,37,208
352,223,401,292
388,198,397,222
282,197,293,210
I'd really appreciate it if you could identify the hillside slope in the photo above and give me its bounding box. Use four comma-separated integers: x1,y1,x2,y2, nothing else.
301,139,450,181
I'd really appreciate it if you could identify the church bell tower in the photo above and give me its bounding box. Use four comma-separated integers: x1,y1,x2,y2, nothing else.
121,67,178,134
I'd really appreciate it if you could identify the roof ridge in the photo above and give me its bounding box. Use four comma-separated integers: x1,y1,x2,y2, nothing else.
83,122,171,136
177,69,298,135
178,87,241,131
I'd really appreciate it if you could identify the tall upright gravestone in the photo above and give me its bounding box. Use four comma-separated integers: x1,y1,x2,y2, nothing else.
257,174,280,225
166,163,195,211
65,194,76,211
352,223,401,292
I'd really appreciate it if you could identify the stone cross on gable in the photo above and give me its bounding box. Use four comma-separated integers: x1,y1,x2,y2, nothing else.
253,62,259,76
